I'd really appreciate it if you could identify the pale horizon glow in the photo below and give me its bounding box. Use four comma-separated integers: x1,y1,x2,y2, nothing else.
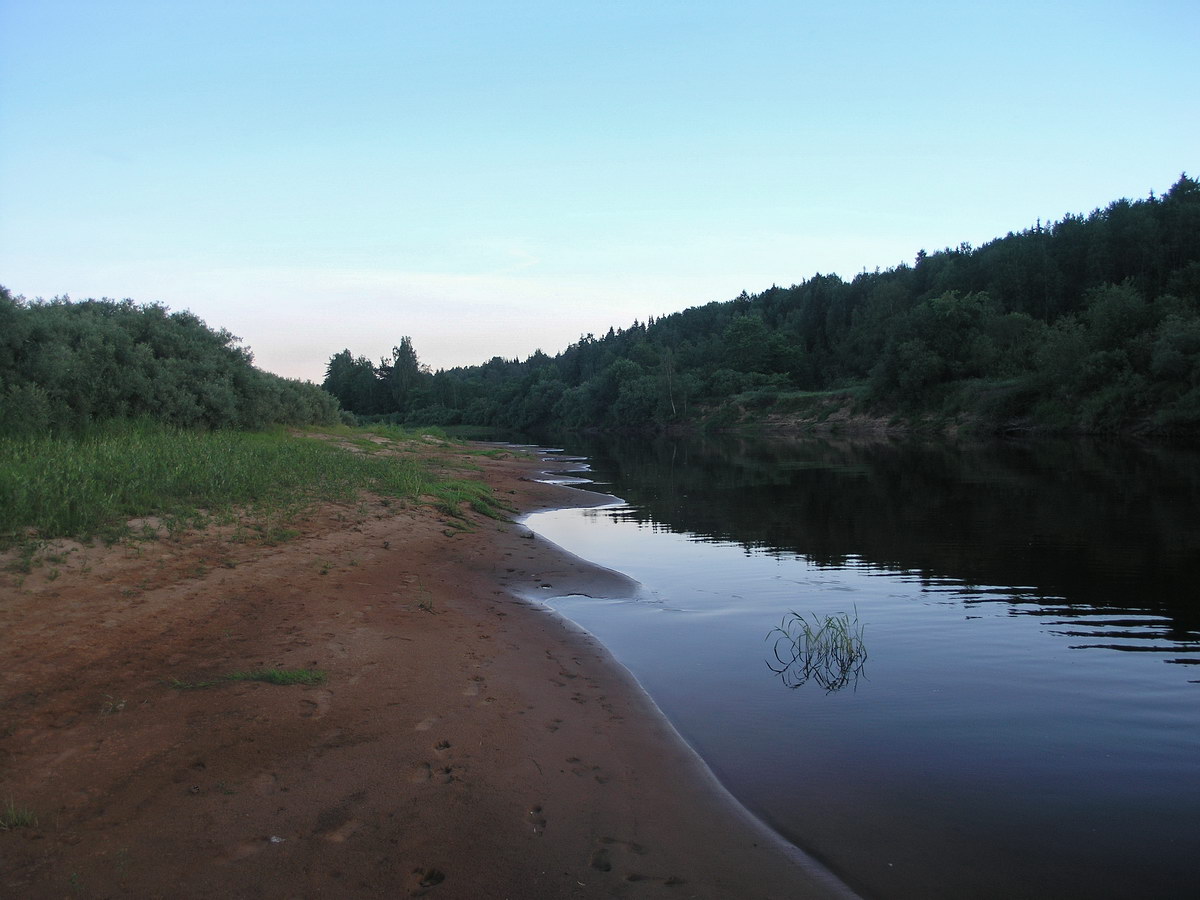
2,1,1197,382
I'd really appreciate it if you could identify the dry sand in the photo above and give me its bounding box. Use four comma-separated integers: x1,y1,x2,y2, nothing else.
1,443,854,899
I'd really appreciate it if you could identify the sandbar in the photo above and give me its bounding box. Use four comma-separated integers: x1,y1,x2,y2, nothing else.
0,442,853,898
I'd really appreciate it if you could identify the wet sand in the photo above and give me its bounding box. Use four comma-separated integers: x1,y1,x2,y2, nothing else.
0,443,853,898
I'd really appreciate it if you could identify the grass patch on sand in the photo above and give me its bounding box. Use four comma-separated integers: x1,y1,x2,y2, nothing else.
1,799,38,831
169,667,327,690
0,420,506,547
226,667,327,686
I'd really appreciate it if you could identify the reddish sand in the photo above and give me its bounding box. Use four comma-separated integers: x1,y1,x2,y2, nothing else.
1,443,852,898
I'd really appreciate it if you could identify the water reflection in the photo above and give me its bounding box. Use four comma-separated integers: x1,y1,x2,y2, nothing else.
553,431,1200,657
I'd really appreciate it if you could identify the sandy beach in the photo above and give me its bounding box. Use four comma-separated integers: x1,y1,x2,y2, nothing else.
1,442,852,899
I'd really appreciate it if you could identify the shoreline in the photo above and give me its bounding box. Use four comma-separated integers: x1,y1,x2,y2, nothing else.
512,449,859,898
1,443,853,898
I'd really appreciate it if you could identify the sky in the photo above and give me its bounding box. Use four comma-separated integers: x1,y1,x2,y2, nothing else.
1,1,1197,383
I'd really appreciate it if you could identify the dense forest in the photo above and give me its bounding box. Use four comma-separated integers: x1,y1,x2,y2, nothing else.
0,290,340,435
325,175,1200,435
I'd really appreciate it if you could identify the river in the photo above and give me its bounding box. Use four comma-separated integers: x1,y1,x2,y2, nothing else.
518,432,1200,900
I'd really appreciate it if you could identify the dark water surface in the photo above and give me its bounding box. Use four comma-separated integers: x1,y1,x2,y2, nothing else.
520,434,1200,900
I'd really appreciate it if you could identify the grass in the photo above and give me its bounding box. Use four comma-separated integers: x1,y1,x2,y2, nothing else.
427,477,510,523
3,538,44,574
0,419,506,547
168,667,327,690
415,578,436,612
1,798,37,831
225,667,327,686
767,609,867,692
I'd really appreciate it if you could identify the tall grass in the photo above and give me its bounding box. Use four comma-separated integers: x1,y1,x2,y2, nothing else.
0,420,501,544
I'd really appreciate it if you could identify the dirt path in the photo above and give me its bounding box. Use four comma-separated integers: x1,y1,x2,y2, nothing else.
1,444,851,899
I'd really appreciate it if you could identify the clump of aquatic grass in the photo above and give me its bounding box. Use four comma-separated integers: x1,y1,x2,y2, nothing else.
1,798,37,831
767,609,867,692
0,420,501,546
168,667,326,690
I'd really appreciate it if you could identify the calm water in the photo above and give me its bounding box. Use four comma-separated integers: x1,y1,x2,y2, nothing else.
520,433,1200,900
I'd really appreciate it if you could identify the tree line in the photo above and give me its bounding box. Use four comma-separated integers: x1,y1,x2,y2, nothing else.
0,290,340,435
324,174,1200,434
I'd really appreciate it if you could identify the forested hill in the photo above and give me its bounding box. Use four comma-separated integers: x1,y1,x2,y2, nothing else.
326,173,1199,435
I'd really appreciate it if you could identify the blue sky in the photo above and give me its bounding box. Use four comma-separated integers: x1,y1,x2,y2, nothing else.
1,1,1196,382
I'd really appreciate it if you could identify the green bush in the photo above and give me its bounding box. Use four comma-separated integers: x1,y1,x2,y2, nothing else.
0,290,341,435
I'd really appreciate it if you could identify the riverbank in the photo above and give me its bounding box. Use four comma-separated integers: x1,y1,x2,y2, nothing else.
1,443,849,898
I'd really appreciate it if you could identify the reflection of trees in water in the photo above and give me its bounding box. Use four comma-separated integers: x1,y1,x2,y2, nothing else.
554,432,1200,634
767,610,867,693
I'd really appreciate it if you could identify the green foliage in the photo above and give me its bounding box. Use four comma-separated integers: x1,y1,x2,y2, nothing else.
0,382,53,436
0,290,340,435
381,336,426,413
323,349,388,414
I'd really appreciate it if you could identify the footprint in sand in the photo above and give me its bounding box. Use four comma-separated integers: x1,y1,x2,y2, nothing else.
313,795,365,844
626,873,687,886
589,837,671,883
321,817,360,843
219,840,267,863
566,757,610,784
405,867,445,895
299,690,332,719
345,661,377,686
250,772,279,796
410,762,433,783
410,762,459,784
526,804,547,834
598,836,647,856
599,698,623,721
463,673,487,696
